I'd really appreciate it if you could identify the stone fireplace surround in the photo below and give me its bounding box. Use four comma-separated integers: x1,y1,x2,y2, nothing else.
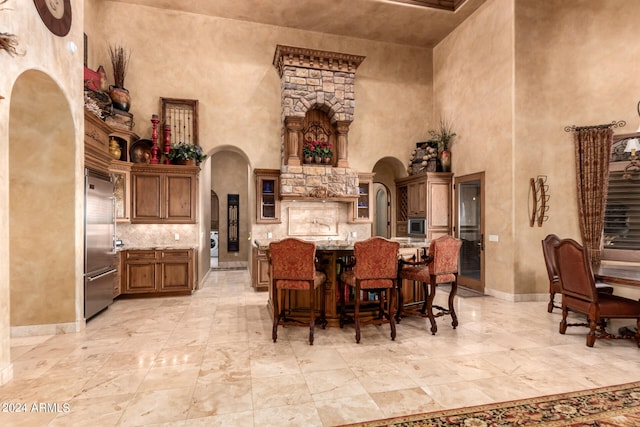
273,45,366,200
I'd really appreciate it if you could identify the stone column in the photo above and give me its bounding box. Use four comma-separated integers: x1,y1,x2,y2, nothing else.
335,120,350,168
285,116,303,166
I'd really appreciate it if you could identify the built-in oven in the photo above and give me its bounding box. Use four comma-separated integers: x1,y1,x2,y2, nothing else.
408,218,427,237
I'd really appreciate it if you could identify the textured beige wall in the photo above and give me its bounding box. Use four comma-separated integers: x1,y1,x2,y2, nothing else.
434,0,516,295
514,0,640,297
96,2,433,175
0,0,85,383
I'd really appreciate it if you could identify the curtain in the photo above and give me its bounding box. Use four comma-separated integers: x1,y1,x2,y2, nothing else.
574,127,613,264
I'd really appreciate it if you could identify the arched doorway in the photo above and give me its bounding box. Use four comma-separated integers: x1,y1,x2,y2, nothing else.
372,156,407,237
210,148,251,268
9,70,77,329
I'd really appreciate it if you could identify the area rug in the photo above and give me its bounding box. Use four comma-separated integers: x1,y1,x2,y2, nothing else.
339,381,640,427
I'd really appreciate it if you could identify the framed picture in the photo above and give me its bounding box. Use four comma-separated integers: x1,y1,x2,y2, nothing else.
161,98,199,146
288,207,338,236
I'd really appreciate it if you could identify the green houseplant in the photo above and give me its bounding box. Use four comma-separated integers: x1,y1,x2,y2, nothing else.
167,142,207,165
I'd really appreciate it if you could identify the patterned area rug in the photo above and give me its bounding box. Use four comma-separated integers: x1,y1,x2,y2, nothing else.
339,382,640,427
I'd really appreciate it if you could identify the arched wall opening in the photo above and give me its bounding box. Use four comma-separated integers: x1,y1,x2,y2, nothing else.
9,70,77,326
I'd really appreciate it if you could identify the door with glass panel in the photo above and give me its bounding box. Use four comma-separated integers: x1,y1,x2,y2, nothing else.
454,172,485,293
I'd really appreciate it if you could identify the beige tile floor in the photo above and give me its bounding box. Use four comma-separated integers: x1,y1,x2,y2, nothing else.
2,270,640,426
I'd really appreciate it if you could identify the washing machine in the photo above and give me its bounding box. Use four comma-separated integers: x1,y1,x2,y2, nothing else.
210,230,219,257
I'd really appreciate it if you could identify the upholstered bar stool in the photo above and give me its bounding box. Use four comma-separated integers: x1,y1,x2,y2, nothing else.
340,237,400,343
397,235,462,335
269,238,327,345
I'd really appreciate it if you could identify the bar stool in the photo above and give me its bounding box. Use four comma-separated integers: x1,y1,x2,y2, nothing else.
340,237,400,343
397,235,462,335
269,238,327,345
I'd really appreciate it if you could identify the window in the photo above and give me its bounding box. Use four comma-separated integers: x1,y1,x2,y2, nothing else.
603,133,640,262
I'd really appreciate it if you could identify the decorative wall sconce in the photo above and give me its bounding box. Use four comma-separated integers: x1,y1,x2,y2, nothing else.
623,138,640,180
529,175,549,227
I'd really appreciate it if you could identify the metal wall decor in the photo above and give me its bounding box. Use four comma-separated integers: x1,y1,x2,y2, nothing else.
529,175,549,227
161,98,198,146
227,194,239,252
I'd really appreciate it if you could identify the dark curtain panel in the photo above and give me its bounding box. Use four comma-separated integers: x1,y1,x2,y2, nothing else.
574,127,613,264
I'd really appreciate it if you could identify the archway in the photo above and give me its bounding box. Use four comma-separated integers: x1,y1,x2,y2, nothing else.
209,147,251,268
372,156,407,237
9,70,77,328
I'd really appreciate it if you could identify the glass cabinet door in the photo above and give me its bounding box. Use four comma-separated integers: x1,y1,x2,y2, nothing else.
255,169,280,223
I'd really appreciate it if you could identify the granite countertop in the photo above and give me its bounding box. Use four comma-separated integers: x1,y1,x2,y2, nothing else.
119,245,198,251
254,237,428,251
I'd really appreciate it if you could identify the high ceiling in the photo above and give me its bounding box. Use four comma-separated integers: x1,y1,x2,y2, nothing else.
112,0,488,48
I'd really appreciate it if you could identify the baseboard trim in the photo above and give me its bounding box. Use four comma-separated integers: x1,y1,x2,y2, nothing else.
10,320,85,338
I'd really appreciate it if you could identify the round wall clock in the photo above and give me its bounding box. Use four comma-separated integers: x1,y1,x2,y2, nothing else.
33,0,72,37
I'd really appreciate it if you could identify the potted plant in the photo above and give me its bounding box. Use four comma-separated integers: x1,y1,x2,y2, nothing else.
108,44,132,111
428,119,456,172
318,140,333,163
303,140,316,163
167,142,207,165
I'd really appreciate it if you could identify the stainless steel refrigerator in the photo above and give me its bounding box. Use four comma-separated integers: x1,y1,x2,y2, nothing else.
84,169,117,319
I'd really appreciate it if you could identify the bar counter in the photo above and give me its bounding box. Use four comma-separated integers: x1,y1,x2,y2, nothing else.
255,237,429,327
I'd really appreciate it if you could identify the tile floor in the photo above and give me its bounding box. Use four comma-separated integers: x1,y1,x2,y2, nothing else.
2,270,640,426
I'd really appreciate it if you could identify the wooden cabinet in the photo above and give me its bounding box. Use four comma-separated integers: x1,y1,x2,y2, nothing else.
395,173,453,239
114,251,122,298
84,110,113,173
110,160,131,222
255,169,280,223
122,249,194,295
251,246,270,291
131,164,199,224
349,173,374,223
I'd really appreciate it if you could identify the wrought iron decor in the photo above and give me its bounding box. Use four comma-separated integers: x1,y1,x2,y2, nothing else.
227,194,239,252
529,175,549,227
161,98,198,146
302,121,331,143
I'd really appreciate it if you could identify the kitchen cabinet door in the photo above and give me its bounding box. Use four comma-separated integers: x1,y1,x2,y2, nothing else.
131,164,198,224
159,250,193,291
255,169,280,223
123,250,158,293
349,173,374,223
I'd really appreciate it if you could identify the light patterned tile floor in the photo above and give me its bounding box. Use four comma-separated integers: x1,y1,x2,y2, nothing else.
2,270,640,426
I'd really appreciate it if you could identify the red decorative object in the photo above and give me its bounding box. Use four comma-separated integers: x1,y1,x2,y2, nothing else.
163,124,171,164
150,114,160,164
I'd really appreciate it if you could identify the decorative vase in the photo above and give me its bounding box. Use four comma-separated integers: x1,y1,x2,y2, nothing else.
175,158,196,166
108,85,131,112
305,156,312,164
314,156,322,164
323,157,331,164
108,137,121,160
440,150,451,172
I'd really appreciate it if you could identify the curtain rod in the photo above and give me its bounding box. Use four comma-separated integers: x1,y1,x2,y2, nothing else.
564,120,626,132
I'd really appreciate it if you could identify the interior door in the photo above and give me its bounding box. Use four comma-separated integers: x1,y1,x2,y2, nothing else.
454,172,485,293
374,184,391,237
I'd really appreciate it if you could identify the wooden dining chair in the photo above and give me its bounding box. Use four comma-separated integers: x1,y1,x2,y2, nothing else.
269,238,327,345
339,237,400,343
542,233,613,313
397,235,462,335
554,238,640,347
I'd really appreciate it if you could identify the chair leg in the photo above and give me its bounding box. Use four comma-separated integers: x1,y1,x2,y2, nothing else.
389,287,396,341
559,304,568,334
354,284,361,344
309,286,315,346
449,276,458,329
395,277,404,322
586,317,597,347
272,288,279,343
426,280,438,335
419,281,428,315
548,288,555,313
320,283,327,330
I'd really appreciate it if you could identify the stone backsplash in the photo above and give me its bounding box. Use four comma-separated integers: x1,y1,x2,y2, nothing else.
116,223,198,249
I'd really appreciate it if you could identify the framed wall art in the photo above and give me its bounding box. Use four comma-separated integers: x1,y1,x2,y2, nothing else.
161,97,199,146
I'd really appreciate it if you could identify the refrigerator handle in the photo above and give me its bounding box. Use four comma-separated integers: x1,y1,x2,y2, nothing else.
88,268,117,282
